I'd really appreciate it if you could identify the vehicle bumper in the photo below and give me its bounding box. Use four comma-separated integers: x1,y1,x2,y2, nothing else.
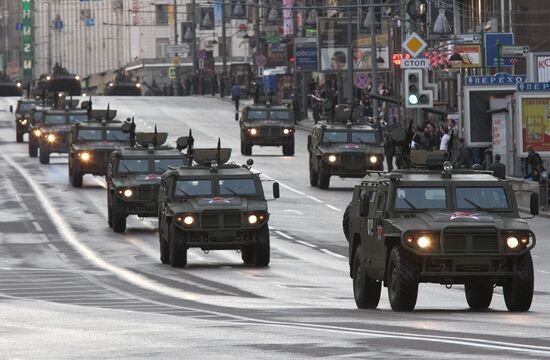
324,162,384,177
40,142,68,153
178,228,264,250
245,134,294,146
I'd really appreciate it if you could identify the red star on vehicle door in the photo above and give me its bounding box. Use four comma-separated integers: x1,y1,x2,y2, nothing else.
143,174,161,180
450,212,480,221
208,197,230,204
344,144,359,149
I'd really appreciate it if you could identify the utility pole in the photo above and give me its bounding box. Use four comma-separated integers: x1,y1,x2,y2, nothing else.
191,0,197,74
47,0,52,71
221,0,228,78
369,0,379,117
346,9,353,105
173,0,178,44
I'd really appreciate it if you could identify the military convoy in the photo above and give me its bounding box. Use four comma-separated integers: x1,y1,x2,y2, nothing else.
158,145,279,268
239,100,295,156
14,99,36,142
343,162,539,312
308,117,384,189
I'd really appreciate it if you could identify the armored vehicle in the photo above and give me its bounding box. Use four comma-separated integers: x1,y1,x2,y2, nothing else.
0,75,23,96
107,131,190,233
34,65,81,97
14,99,36,142
239,100,295,156
28,106,49,157
343,163,539,312
35,107,89,164
308,119,384,189
158,146,280,268
67,110,130,187
104,71,142,96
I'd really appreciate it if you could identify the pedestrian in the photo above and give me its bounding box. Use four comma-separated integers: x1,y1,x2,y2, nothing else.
219,74,225,98
168,81,174,96
177,81,184,96
383,126,394,171
454,138,473,168
489,154,506,180
525,145,547,182
439,126,450,151
231,82,241,112
162,83,168,96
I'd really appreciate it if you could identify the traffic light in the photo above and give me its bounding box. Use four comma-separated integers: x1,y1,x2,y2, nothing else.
404,69,433,108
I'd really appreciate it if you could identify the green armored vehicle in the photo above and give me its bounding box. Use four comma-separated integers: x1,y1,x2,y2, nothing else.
308,119,384,189
239,100,295,156
14,99,36,142
343,163,539,312
106,131,190,233
158,146,280,268
34,106,88,164
67,109,130,187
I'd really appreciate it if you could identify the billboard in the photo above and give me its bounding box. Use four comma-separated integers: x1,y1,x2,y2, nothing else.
451,45,481,67
230,0,246,19
428,0,454,39
200,7,214,30
317,18,357,71
21,0,33,80
180,22,194,43
517,95,550,156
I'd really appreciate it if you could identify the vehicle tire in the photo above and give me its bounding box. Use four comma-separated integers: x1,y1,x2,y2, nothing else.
387,246,419,311
241,139,252,156
253,225,270,267
168,223,187,268
241,245,254,264
16,131,23,143
69,160,83,188
39,148,50,164
111,196,127,233
465,282,494,310
343,202,352,242
309,158,318,187
318,161,330,189
503,252,534,312
282,139,295,156
29,138,38,157
353,248,381,309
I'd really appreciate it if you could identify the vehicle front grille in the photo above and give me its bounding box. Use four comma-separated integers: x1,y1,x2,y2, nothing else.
137,184,158,201
200,210,242,229
442,228,499,254
341,153,366,168
263,127,280,137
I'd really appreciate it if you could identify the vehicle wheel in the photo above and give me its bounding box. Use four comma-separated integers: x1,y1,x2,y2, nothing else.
111,196,127,233
282,139,295,156
253,225,270,267
16,131,23,143
465,282,494,310
503,252,534,312
387,246,419,311
343,202,352,242
29,138,38,157
309,158,318,187
39,148,50,164
69,161,83,188
318,161,330,189
353,248,381,309
168,223,187,268
241,245,254,264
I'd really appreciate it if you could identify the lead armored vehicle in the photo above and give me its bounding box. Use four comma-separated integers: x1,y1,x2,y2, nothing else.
158,145,280,268
34,65,81,97
67,109,129,187
106,131,190,233
104,71,142,96
308,117,384,189
239,99,295,156
14,99,36,142
343,163,539,312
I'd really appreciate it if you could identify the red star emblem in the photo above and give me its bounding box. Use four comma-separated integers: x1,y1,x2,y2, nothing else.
345,144,360,149
208,197,230,204
450,212,480,221
143,174,161,180
376,225,384,241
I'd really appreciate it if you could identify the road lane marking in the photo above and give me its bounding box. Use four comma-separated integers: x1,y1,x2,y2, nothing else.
320,249,346,259
32,221,43,232
47,244,59,252
307,195,323,203
295,240,317,248
537,270,550,274
274,231,293,240
284,209,303,215
326,204,342,212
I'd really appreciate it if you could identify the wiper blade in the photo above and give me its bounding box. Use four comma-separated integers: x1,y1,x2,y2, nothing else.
176,187,190,197
399,194,417,210
463,197,483,210
221,185,239,196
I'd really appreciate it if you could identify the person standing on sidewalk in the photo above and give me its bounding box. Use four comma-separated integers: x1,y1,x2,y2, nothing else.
231,82,241,112
490,154,506,180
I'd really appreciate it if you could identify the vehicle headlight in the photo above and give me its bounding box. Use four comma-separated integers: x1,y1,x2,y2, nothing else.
506,236,519,249
248,214,258,224
75,75,80,81
33,129,42,137
248,128,257,135
417,235,432,249
46,134,56,143
369,155,378,164
136,83,141,88
20,119,28,125
108,82,114,87
123,189,133,198
328,155,337,163
175,214,195,227
283,128,291,135
79,151,91,161
46,75,52,81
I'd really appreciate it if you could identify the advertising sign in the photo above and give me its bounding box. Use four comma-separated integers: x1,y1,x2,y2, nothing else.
267,44,287,67
517,95,550,156
492,111,507,157
21,0,33,79
452,45,480,67
465,73,527,86
484,33,514,67
428,0,454,39
200,7,214,30
354,47,390,70
282,0,294,36
536,55,550,82
230,0,246,19
317,18,357,71
295,46,318,71
180,22,193,43
214,0,222,26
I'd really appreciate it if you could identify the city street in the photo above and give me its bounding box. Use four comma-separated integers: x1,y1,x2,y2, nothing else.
0,95,549,359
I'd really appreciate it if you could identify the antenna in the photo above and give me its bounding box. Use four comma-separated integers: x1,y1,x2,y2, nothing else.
106,103,110,122
187,129,195,165
130,117,136,147
154,125,158,147
86,96,92,121
216,138,221,164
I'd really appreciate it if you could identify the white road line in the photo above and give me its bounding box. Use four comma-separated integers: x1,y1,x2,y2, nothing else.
325,204,342,212
260,174,306,195
275,230,294,240
295,240,317,248
47,243,59,252
39,234,49,242
58,253,71,263
283,209,303,215
320,249,346,259
537,270,550,274
32,221,43,232
139,218,157,230
307,195,323,203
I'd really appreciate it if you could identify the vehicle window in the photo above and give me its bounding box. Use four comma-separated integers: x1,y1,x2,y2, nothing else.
77,129,102,141
351,131,377,144
456,187,509,209
45,115,67,125
323,131,347,143
116,159,149,173
20,103,34,111
106,129,129,141
270,111,290,120
377,193,386,211
175,180,212,197
69,114,88,122
247,110,268,120
154,158,185,172
395,187,447,209
218,178,257,196
34,112,43,121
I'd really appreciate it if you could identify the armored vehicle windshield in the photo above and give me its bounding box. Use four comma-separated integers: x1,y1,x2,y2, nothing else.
323,129,378,144
174,177,259,198
246,109,292,122
116,157,185,174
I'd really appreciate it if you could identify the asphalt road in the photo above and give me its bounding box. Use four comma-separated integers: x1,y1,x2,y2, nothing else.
0,96,549,359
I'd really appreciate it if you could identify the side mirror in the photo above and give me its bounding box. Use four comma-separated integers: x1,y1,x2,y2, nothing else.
307,135,312,150
530,192,539,215
359,193,370,217
9,105,13,113
273,182,280,199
